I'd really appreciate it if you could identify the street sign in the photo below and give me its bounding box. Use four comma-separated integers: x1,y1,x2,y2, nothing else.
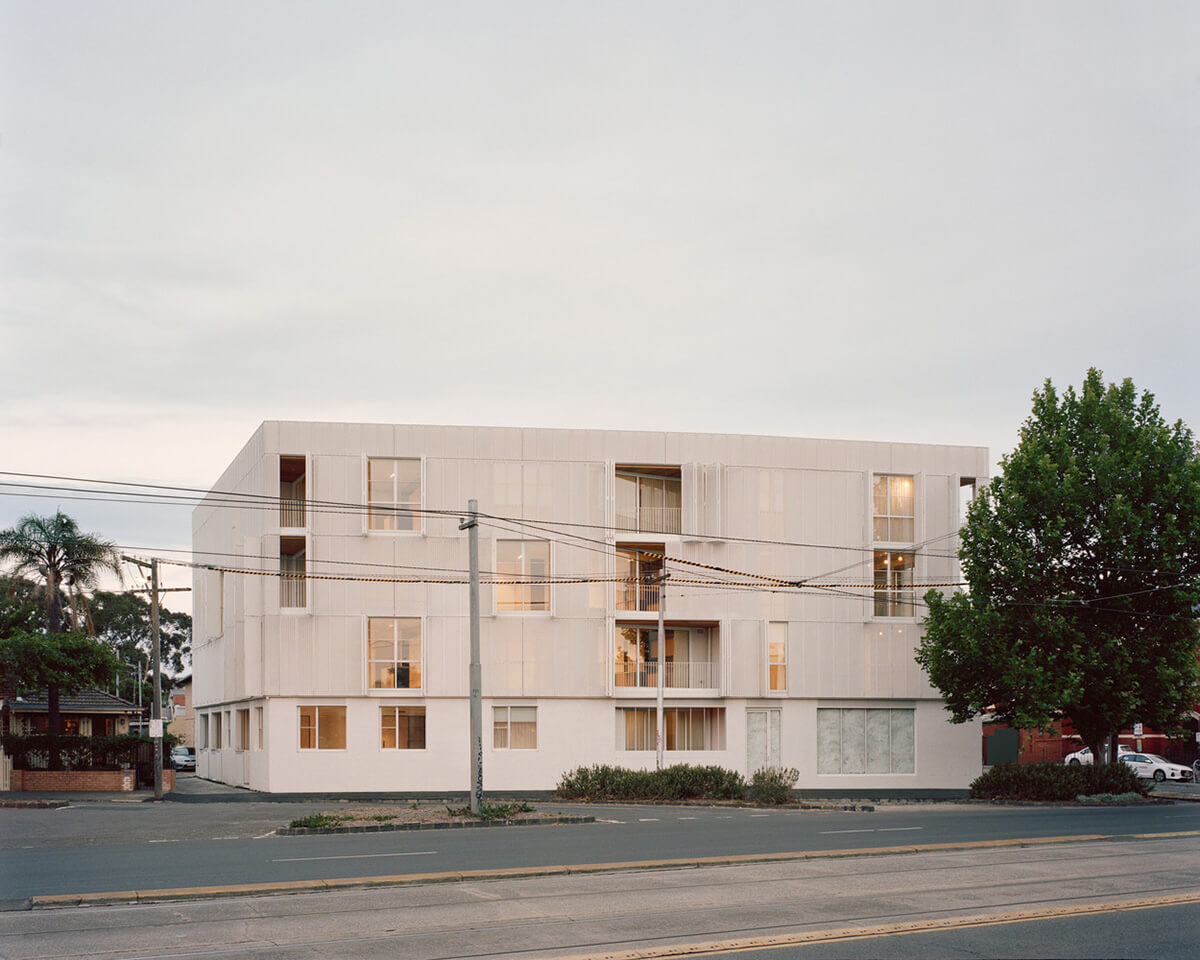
1133,722,1143,736
150,719,164,738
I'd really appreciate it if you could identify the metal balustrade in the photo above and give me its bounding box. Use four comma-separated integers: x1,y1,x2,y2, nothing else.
615,507,682,535
280,498,306,528
615,582,661,612
280,574,306,609
613,661,716,689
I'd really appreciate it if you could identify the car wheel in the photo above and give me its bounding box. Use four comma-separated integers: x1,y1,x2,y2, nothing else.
1153,770,1166,782
1069,759,1081,766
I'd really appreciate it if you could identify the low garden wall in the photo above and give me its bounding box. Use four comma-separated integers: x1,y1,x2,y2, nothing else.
10,768,175,793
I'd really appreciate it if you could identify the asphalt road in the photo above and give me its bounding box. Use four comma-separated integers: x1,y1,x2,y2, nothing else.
2,834,1197,960
1,798,1198,899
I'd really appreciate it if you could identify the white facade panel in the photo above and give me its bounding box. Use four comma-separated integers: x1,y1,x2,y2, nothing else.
193,422,986,793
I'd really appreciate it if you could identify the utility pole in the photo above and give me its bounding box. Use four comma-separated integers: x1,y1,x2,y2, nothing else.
655,570,669,771
122,556,163,800
459,500,483,815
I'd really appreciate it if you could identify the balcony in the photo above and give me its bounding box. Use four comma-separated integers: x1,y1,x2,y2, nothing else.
614,661,718,689
615,467,682,534
280,536,306,609
615,546,663,612
280,456,307,529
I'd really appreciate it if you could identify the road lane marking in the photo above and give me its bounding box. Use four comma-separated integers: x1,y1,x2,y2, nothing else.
878,827,924,832
819,828,875,834
597,819,626,824
749,814,770,818
148,839,184,843
272,851,437,863
678,817,698,820
549,891,1200,960
638,818,660,822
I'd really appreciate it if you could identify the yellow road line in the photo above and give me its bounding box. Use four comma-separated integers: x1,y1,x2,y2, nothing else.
29,831,1200,908
551,891,1200,960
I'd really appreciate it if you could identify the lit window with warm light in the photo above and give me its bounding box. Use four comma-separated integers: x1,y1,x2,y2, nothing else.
495,540,550,612
874,551,914,617
368,617,422,689
367,458,421,531
873,475,914,542
768,622,787,692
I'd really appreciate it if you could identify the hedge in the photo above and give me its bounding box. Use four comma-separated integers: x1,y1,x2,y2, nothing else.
557,764,748,801
969,762,1148,801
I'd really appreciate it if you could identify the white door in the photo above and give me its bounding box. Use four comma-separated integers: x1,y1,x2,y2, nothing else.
747,709,781,774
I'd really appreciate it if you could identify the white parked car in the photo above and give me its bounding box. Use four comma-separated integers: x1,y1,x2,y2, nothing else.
1119,753,1195,783
1063,745,1134,766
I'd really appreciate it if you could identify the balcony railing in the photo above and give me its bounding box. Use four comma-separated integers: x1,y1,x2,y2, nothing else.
616,582,660,612
613,661,716,689
280,498,306,528
615,507,681,535
280,574,306,609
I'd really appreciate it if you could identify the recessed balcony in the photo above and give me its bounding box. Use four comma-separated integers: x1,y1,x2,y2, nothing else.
615,467,681,535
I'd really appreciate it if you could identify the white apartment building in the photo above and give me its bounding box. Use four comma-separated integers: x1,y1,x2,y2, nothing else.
192,422,987,794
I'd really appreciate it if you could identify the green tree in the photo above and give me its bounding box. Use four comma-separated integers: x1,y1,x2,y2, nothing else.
0,576,42,644
0,629,121,767
917,369,1200,764
0,511,123,740
90,590,191,703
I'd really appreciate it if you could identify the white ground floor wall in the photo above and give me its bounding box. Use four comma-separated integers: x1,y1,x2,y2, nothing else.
195,697,981,793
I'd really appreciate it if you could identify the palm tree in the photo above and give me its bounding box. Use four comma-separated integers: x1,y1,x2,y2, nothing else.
0,511,123,740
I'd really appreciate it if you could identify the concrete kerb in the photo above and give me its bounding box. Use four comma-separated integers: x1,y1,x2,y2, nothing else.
30,831,1200,910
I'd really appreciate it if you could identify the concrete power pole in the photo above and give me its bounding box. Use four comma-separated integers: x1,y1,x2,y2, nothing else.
459,500,483,815
122,555,164,801
655,571,669,771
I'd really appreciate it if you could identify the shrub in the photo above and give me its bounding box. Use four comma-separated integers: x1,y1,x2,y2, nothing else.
556,764,746,801
288,814,354,829
969,762,1147,802
446,801,533,820
747,766,799,804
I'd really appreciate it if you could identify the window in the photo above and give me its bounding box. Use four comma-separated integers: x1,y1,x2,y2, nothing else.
495,540,550,612
618,707,726,751
368,458,421,531
368,617,422,689
236,709,250,750
493,706,537,749
873,475,914,542
817,708,914,774
381,706,426,749
768,622,787,692
198,714,209,749
874,551,914,617
212,712,223,749
254,706,264,750
299,706,347,750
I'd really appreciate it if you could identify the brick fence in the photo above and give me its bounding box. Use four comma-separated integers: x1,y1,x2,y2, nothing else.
10,769,176,793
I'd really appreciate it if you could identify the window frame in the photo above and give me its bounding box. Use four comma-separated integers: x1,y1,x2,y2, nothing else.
379,704,428,751
616,706,727,751
767,621,788,695
873,549,916,619
493,539,553,615
298,705,348,751
492,704,538,750
363,455,425,535
872,474,915,545
364,615,426,695
816,706,916,775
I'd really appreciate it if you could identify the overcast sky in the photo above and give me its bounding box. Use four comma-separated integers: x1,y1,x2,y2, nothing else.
1,2,1197,612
